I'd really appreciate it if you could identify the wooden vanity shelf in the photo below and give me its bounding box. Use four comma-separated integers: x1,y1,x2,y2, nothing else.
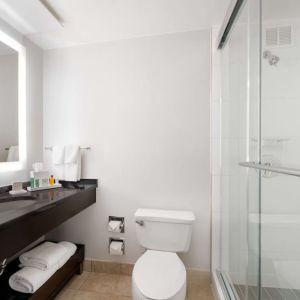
0,243,84,300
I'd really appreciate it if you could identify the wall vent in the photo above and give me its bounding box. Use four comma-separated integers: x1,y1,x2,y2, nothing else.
265,25,293,48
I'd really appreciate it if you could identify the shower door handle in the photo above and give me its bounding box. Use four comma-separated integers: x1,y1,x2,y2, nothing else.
135,220,144,226
239,162,300,177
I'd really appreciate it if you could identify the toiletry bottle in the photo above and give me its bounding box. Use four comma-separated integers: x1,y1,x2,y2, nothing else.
30,171,35,188
49,175,55,186
34,174,39,188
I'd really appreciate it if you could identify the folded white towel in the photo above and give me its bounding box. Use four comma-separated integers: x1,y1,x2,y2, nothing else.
10,241,77,294
64,145,81,182
19,242,67,271
9,265,57,293
57,241,77,268
52,145,65,165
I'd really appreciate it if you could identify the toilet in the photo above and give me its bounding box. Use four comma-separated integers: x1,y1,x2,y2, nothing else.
132,208,195,300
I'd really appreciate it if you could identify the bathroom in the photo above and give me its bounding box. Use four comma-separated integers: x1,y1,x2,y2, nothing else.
0,0,298,299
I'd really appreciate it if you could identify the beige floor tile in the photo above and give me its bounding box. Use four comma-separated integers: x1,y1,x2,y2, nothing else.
72,290,110,300
65,272,89,290
110,296,132,300
187,270,211,286
80,272,119,294
120,263,134,276
55,288,76,300
187,283,214,300
114,275,132,297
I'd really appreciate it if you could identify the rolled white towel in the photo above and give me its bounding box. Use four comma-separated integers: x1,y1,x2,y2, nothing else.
9,266,57,293
19,242,68,271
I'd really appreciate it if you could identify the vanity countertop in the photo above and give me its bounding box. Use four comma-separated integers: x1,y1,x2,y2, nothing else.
0,179,97,261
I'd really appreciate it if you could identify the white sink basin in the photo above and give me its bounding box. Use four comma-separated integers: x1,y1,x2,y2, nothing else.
0,200,36,214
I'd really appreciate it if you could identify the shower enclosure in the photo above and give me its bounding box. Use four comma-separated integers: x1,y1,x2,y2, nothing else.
216,0,300,299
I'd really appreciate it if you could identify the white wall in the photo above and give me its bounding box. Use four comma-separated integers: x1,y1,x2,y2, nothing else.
44,30,211,270
0,20,43,186
0,54,18,161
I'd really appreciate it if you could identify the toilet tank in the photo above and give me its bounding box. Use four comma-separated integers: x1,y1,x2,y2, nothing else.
135,208,195,253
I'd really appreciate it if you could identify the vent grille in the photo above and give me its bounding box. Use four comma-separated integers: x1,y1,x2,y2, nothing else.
265,25,293,48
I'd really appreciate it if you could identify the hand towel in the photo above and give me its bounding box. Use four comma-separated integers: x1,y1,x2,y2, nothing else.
52,146,65,164
19,242,67,271
64,145,79,164
9,265,57,294
6,145,19,162
64,145,81,182
52,145,65,180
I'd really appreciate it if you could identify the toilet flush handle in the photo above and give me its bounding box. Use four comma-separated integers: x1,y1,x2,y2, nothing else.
136,220,144,226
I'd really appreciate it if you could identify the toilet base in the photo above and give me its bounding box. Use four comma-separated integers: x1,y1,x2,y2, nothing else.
132,276,187,300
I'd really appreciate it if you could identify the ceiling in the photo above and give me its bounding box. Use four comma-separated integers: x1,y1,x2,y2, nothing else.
0,0,298,50
0,0,230,49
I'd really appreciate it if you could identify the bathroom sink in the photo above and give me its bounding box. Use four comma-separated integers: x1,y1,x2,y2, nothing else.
0,195,37,215
0,195,36,201
0,200,37,214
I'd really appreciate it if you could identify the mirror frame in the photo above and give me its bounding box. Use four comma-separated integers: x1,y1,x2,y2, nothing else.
0,30,26,172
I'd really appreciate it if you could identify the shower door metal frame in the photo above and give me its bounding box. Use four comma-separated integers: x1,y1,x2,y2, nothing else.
217,0,263,299
217,0,246,49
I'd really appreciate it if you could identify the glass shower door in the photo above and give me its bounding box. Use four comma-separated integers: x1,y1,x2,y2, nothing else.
260,0,300,298
220,0,261,298
219,0,300,299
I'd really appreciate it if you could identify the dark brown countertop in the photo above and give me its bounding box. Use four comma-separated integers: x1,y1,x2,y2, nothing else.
0,179,97,261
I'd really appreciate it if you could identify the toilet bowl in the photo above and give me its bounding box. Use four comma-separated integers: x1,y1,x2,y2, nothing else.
132,208,195,300
132,250,186,300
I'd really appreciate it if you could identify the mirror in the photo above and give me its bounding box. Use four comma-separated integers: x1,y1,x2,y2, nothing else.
0,42,18,162
0,30,26,171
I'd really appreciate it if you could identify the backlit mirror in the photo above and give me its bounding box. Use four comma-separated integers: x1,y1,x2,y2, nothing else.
0,30,26,171
0,42,18,162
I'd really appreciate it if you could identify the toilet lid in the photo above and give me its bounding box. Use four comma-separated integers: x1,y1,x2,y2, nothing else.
133,250,186,300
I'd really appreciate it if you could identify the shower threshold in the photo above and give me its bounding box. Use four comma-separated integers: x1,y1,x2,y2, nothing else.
235,284,300,300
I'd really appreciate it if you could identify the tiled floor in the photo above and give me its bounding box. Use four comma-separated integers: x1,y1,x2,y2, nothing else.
235,284,300,300
55,271,214,300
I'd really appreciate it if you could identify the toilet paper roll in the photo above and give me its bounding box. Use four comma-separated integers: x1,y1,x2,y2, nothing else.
109,241,124,255
108,220,122,232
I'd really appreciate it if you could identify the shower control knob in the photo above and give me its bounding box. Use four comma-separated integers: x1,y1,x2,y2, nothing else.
136,220,144,226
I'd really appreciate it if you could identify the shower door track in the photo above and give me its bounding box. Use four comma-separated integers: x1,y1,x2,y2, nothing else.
239,162,300,177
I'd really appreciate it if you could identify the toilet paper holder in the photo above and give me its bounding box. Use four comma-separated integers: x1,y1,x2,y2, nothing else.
109,238,125,255
108,216,125,233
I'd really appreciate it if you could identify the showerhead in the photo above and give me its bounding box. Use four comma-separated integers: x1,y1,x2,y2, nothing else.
263,50,280,66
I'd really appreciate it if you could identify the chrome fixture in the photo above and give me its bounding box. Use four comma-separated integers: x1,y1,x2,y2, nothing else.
239,162,300,177
263,50,280,66
0,258,7,276
108,238,125,255
135,220,144,226
108,216,125,233
45,146,91,151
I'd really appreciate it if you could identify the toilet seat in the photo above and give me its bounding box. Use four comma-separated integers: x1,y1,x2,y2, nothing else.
132,250,186,300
